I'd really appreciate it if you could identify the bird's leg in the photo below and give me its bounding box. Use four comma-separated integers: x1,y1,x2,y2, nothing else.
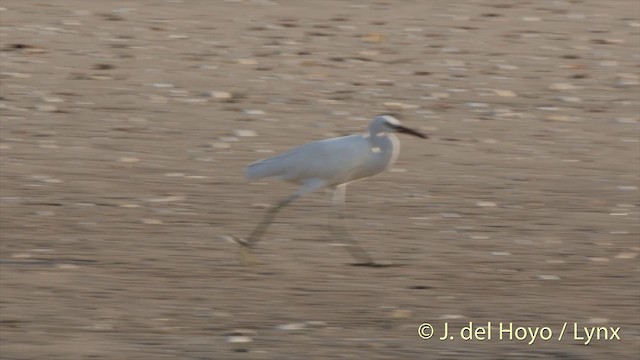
243,193,301,248
236,193,300,265
329,185,375,265
236,180,328,265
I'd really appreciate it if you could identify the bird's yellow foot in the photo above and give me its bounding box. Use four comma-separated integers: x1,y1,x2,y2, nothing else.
238,245,259,266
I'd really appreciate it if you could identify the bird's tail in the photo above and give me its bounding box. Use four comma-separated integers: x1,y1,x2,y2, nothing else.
246,158,284,180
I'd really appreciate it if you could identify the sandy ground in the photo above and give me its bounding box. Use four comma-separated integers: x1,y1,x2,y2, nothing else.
1,1,639,359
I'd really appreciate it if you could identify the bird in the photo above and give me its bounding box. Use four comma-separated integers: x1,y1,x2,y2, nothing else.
232,114,427,267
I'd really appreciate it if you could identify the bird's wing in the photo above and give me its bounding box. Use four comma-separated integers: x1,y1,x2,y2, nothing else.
247,135,372,185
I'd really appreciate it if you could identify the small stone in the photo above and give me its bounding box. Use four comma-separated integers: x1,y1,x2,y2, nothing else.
237,58,258,65
492,89,517,97
209,141,230,149
220,136,239,142
151,83,174,88
226,336,253,343
389,168,407,173
546,259,566,264
244,109,265,115
119,157,140,163
588,257,610,263
617,186,638,191
57,263,79,269
43,178,62,183
491,251,511,256
210,91,232,99
558,96,582,103
477,201,497,207
549,83,579,91
495,64,518,70
390,309,413,318
362,33,384,43
233,129,257,137
466,102,488,108
614,252,637,259
440,314,464,320
42,97,64,103
276,322,307,331
145,195,186,202
537,274,561,281
430,92,450,99
383,102,419,110
36,104,57,112
142,219,163,224
588,318,609,324
440,213,461,218
168,34,189,39
545,115,576,122
522,16,541,21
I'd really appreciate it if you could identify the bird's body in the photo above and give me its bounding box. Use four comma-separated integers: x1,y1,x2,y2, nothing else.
247,132,399,187
236,115,427,266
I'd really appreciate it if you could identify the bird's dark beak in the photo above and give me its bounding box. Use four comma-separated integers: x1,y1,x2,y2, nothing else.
395,125,428,139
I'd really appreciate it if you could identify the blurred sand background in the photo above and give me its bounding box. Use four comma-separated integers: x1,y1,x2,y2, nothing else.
1,1,639,359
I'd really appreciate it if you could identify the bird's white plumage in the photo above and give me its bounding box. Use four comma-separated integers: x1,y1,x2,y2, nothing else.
246,115,412,192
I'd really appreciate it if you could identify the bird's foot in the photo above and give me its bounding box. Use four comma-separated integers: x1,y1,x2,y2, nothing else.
222,235,259,266
238,246,259,266
225,234,249,247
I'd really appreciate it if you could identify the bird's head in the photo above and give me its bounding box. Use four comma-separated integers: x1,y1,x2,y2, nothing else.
374,115,428,139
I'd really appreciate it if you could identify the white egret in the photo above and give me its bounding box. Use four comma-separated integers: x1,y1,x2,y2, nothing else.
233,115,427,266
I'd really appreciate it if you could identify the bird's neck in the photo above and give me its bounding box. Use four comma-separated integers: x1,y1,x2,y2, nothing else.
367,131,393,146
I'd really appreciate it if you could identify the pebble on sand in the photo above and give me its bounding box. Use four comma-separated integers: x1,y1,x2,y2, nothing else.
142,219,163,224
36,104,58,112
614,252,637,259
226,336,253,343
477,201,497,207
537,275,561,281
383,102,419,110
549,83,580,91
390,309,413,318
210,91,233,99
492,89,518,97
233,129,257,137
276,322,307,331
